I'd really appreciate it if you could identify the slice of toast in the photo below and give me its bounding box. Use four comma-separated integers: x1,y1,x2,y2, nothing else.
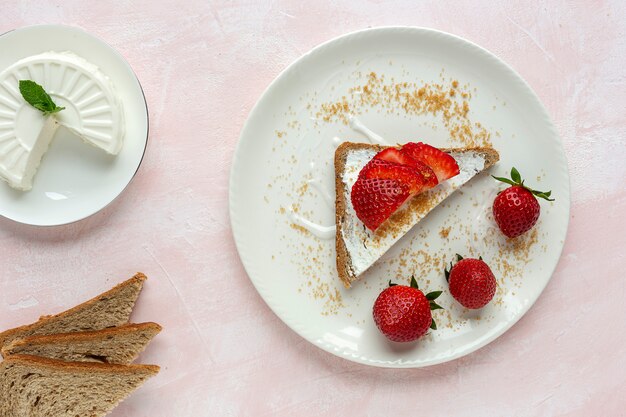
0,273,147,351
335,142,499,288
0,354,159,417
1,322,162,364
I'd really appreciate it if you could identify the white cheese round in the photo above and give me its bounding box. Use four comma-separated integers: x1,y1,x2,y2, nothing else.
0,51,124,190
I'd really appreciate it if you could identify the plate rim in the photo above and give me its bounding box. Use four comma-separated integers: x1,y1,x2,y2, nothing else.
230,25,571,368
0,24,149,227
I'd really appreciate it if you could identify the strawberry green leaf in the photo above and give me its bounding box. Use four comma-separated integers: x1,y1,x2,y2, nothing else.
531,189,555,201
444,265,450,282
511,167,521,183
429,301,444,310
426,291,442,301
494,167,555,201
456,253,463,262
430,319,437,330
491,175,517,186
410,276,419,289
479,255,483,261
388,280,397,287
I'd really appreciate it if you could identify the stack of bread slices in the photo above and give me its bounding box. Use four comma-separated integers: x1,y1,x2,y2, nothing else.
0,272,161,417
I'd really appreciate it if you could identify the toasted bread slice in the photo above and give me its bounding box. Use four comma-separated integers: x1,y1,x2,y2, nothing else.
0,273,147,351
1,322,161,364
335,142,499,287
0,354,158,417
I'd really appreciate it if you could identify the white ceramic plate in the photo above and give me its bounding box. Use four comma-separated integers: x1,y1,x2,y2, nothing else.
0,25,148,226
230,27,570,367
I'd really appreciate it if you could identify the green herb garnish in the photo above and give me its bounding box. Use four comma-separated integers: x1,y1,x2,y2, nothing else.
18,80,65,116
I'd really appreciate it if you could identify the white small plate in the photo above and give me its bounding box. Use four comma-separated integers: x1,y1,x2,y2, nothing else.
230,27,570,367
0,25,148,226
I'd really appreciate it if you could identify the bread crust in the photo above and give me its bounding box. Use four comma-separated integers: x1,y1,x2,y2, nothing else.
0,273,147,349
1,322,162,360
1,353,160,375
334,143,384,288
334,142,499,288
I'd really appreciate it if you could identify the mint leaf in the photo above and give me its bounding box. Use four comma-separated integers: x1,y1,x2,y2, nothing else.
19,80,64,116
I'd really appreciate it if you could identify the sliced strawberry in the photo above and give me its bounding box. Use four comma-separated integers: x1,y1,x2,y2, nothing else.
370,148,439,186
358,158,391,178
375,148,418,167
407,159,438,189
360,159,427,195
351,177,410,231
402,142,460,182
371,148,438,189
351,144,451,230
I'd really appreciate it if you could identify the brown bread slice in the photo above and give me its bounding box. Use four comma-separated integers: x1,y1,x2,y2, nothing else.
335,142,500,288
0,354,159,417
0,273,147,351
1,322,162,364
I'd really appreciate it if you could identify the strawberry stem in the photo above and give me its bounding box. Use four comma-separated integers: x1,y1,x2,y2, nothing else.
445,254,464,281
492,167,555,201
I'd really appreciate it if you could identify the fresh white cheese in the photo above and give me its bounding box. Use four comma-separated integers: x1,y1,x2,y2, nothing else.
0,51,124,190
0,106,59,190
340,149,487,277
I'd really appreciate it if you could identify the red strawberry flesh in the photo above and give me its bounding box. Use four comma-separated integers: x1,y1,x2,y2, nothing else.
375,148,418,166
375,147,439,189
407,159,438,189
402,142,460,182
360,159,427,195
351,142,456,231
351,177,410,231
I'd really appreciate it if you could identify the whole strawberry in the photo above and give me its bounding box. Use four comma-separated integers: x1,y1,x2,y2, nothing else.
445,255,496,309
492,167,554,238
373,277,443,342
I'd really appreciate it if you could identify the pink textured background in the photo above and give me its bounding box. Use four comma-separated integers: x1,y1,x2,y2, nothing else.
1,1,625,416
